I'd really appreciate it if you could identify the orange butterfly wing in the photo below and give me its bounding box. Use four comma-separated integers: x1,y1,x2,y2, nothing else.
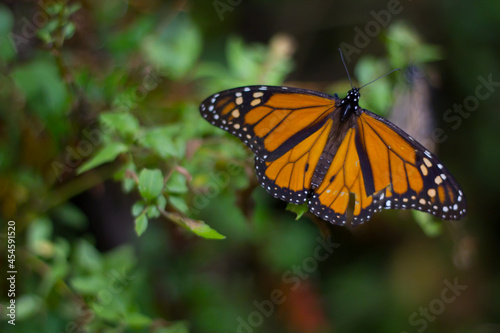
201,86,337,204
308,109,467,225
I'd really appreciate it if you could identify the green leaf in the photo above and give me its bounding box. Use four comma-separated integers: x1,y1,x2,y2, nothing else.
286,203,308,220
102,245,137,272
90,300,123,321
165,213,226,239
227,36,262,81
0,5,13,35
63,22,76,39
132,201,145,217
100,112,140,138
10,57,70,138
138,168,164,201
147,205,160,218
122,176,136,193
135,214,148,236
166,172,188,194
189,221,226,240
386,22,442,68
39,241,70,296
157,195,167,210
0,5,15,61
15,294,43,320
77,141,128,174
124,312,153,328
413,211,442,237
106,15,155,55
169,195,188,214
70,275,107,294
141,14,201,79
66,3,82,16
27,217,54,257
46,3,63,15
354,57,392,114
74,240,103,272
139,126,183,158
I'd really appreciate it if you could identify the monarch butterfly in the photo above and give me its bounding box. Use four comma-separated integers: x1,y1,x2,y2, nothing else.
199,65,466,226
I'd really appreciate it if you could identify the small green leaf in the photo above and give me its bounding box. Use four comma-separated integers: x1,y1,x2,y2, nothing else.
77,142,128,174
27,217,54,257
141,15,201,79
286,203,308,220
135,214,148,236
169,195,188,214
70,275,107,294
124,312,153,328
66,3,82,16
10,57,69,138
63,22,76,39
138,168,164,201
147,205,160,218
74,240,103,272
100,112,140,138
132,201,145,217
15,294,43,320
46,3,63,15
413,211,442,237
165,213,226,239
157,195,167,210
139,126,181,158
0,5,15,61
90,300,122,321
102,245,136,272
189,221,226,239
166,172,188,194
123,176,136,193
227,36,262,82
0,5,14,35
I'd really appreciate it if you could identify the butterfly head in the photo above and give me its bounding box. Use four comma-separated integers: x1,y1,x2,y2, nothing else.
346,87,361,102
339,88,361,121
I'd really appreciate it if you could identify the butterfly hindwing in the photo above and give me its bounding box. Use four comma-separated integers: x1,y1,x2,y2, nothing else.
307,127,384,225
357,111,466,220
254,118,334,204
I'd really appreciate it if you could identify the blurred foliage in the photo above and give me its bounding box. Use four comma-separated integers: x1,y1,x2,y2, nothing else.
0,1,499,333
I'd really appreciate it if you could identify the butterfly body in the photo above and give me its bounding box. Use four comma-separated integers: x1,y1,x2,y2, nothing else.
200,85,466,226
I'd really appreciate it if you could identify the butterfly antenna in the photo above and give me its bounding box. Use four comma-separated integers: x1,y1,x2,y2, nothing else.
359,68,401,90
338,48,353,89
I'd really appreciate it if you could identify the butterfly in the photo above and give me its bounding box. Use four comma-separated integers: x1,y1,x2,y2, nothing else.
199,75,467,226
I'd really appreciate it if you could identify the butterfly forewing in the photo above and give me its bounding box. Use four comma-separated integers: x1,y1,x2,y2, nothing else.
200,86,336,160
